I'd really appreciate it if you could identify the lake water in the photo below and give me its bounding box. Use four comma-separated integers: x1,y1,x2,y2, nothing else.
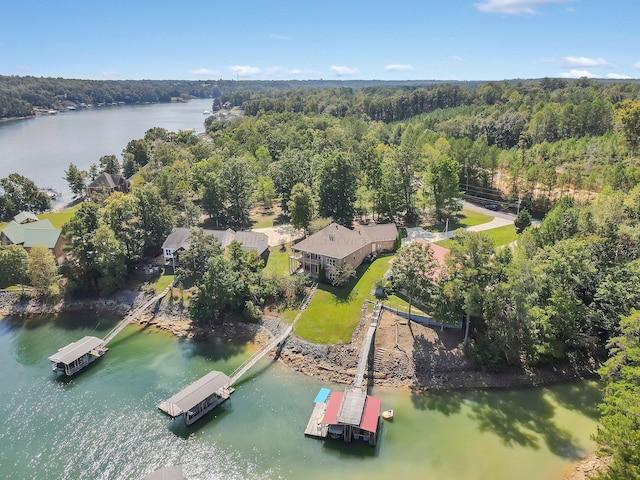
0,312,601,480
0,98,214,195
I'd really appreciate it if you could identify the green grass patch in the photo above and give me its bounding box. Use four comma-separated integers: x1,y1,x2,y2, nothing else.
483,224,518,247
263,244,292,277
294,256,392,343
383,294,429,316
434,224,518,248
39,204,81,228
251,210,289,229
153,273,175,294
422,208,493,233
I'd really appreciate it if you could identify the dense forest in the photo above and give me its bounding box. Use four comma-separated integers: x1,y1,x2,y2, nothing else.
2,76,640,476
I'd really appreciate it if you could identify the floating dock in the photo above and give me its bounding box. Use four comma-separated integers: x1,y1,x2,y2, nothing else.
157,371,235,425
48,336,108,376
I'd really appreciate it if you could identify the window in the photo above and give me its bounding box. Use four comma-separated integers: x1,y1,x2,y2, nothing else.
326,258,336,267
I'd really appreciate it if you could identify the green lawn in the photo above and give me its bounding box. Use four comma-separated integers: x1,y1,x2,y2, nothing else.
39,203,81,228
434,224,518,248
263,244,292,277
153,273,175,294
294,256,393,343
422,208,493,233
251,210,289,229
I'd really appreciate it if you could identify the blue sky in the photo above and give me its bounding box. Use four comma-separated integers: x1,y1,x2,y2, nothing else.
1,0,638,81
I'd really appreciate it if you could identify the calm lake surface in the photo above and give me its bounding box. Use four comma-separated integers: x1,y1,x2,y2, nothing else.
0,98,214,195
0,312,600,480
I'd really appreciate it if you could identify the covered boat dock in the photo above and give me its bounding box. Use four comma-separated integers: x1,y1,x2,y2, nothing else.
48,336,108,376
157,371,234,425
305,387,381,446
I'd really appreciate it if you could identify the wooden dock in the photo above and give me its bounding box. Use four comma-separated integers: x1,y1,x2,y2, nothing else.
304,401,328,438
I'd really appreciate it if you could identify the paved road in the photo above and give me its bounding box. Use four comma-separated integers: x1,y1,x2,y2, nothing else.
403,202,517,245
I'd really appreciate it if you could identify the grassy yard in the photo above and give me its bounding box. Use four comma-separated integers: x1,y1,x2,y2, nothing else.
422,208,493,233
250,208,289,229
153,273,175,294
263,244,292,277
434,224,518,248
294,256,393,343
39,203,81,228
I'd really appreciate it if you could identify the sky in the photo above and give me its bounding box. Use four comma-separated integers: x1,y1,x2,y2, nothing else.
0,0,638,82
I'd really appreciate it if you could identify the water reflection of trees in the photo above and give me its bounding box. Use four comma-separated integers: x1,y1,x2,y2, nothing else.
468,389,584,459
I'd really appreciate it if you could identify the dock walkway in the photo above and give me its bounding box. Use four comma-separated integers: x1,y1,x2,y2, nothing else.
353,302,382,389
228,282,317,386
102,281,175,345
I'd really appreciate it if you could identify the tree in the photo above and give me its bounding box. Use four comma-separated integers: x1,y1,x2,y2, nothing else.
329,262,356,287
28,245,58,297
444,230,496,346
98,155,121,175
133,184,174,255
222,156,253,226
60,202,101,295
202,172,226,226
92,224,127,296
255,176,276,210
288,183,314,234
102,192,142,262
0,173,51,219
189,255,246,324
0,245,29,288
64,163,86,196
176,230,223,286
318,152,358,227
596,310,640,479
615,100,640,156
269,152,310,210
391,241,439,323
514,208,532,234
423,155,462,222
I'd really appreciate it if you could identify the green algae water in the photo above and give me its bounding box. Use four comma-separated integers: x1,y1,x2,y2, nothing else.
0,313,601,480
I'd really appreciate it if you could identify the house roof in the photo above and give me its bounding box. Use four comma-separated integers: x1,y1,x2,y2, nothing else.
48,336,105,365
322,389,381,433
1,219,60,249
292,223,368,259
235,231,269,256
13,211,39,224
161,227,269,256
87,172,128,190
355,223,397,244
157,371,231,418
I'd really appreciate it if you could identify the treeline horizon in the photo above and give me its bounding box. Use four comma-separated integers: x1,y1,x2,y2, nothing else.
3,73,640,121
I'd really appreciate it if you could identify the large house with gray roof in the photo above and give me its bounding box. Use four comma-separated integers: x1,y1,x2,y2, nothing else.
289,223,397,281
87,172,130,200
161,227,269,266
0,212,64,262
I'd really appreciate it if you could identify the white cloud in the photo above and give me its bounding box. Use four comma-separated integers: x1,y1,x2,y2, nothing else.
228,65,261,78
190,68,221,77
263,66,306,78
451,56,463,62
384,64,415,72
562,56,613,68
607,73,632,80
330,65,360,77
634,61,640,69
474,0,573,15
269,34,291,41
559,69,596,78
